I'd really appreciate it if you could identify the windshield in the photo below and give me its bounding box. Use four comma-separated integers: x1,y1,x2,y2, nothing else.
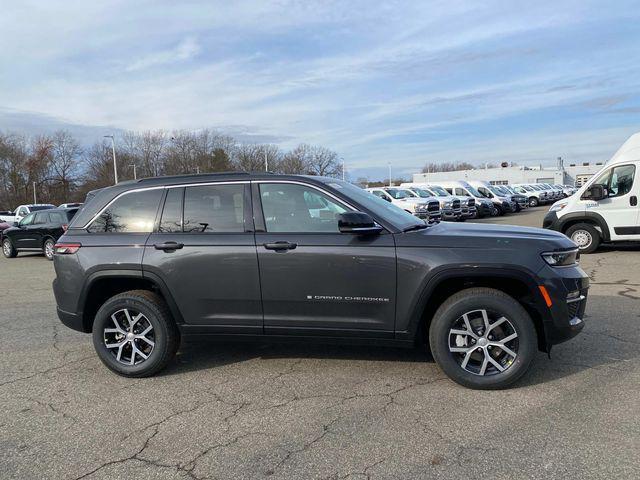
325,181,424,230
385,188,409,199
410,188,434,198
30,205,55,212
464,185,483,197
401,189,419,197
427,185,449,197
488,186,506,196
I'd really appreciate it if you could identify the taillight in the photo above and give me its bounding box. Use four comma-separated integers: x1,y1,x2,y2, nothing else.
62,224,68,231
54,243,81,254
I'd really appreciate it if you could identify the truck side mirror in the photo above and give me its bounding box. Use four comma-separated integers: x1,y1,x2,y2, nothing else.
582,184,607,201
338,212,382,235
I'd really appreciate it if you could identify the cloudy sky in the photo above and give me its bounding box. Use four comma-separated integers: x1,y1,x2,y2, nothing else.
1,0,639,179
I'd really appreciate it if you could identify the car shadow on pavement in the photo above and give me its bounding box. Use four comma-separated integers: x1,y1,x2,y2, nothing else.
160,292,638,388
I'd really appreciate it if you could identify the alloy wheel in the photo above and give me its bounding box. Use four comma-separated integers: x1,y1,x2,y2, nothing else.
45,241,54,259
3,240,11,256
103,308,155,366
448,309,519,376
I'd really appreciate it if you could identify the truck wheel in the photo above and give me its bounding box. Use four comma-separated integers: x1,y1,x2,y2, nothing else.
429,287,536,390
2,238,17,258
92,290,180,377
565,223,600,254
528,197,538,207
490,206,499,217
43,238,55,261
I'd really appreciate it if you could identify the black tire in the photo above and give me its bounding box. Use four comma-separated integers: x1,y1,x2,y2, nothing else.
429,287,537,390
43,238,55,261
565,223,600,254
92,289,180,377
2,237,17,258
528,197,539,207
490,206,499,217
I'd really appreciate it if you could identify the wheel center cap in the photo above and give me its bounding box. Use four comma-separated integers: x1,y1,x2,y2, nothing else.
477,337,488,347
126,332,135,341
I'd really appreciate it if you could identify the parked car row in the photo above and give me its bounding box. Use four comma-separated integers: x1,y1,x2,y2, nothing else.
1,204,82,260
366,180,576,222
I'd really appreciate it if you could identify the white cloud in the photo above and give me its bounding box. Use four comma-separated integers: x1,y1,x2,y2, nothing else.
126,37,201,72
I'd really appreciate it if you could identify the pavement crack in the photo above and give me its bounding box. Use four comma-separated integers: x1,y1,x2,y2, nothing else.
0,355,95,388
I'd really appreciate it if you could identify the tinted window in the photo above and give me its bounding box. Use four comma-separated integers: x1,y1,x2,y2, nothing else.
88,189,162,233
260,183,347,233
159,188,183,233
34,213,48,224
183,184,245,233
49,212,66,224
30,205,54,212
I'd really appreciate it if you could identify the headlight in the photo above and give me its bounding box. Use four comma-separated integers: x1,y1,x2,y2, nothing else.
541,249,579,266
414,204,428,212
443,201,452,208
549,202,567,212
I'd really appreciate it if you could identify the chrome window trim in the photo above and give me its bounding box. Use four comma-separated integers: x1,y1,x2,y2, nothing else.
252,179,357,212
82,181,250,230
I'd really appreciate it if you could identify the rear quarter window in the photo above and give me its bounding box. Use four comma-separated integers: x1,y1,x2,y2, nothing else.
87,189,162,233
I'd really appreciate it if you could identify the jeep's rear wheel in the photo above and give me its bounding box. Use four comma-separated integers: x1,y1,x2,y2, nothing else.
92,290,180,377
565,223,600,254
429,288,536,390
2,238,17,258
528,197,539,207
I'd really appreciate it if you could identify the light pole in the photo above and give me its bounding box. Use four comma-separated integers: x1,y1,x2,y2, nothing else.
341,157,345,181
129,164,137,180
265,149,268,172
33,181,37,204
388,162,392,187
104,135,118,184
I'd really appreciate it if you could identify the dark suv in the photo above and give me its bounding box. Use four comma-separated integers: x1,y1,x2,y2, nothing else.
52,173,588,389
3,207,79,260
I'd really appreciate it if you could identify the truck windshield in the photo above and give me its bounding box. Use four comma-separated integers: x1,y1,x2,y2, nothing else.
410,188,433,198
427,186,449,197
489,186,506,196
385,188,409,199
465,185,483,197
324,181,424,230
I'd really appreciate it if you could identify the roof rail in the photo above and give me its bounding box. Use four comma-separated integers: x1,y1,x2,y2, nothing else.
135,171,251,183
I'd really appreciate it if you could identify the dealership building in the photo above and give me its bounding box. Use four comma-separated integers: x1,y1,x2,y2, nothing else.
412,161,605,187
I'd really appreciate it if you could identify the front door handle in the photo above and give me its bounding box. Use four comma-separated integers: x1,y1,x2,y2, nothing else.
154,241,184,251
263,241,297,251
631,196,638,206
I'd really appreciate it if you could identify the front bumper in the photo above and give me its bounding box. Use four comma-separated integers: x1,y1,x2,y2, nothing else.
542,210,560,231
536,263,589,347
442,208,462,221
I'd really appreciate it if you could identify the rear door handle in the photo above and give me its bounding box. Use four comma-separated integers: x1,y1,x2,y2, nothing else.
631,196,638,206
154,241,184,251
263,241,297,251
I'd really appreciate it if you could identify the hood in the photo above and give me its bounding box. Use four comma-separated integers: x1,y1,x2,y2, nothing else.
399,221,575,251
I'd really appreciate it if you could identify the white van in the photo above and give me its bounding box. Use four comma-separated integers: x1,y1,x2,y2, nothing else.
544,132,640,253
436,181,497,217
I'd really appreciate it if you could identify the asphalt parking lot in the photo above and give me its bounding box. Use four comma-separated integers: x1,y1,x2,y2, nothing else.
1,206,639,480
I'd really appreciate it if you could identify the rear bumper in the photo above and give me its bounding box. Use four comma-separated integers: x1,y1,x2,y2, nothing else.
56,306,86,333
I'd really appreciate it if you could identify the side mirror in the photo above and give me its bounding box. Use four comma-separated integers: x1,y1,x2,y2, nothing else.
338,212,382,235
583,184,607,201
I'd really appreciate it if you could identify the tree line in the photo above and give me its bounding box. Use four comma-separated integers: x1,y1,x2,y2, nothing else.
0,129,343,209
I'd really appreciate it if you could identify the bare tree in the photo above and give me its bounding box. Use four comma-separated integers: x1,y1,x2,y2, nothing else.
285,144,341,177
422,161,475,173
49,130,81,199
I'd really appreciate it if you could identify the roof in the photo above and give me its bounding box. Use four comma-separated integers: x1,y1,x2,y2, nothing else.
608,131,640,165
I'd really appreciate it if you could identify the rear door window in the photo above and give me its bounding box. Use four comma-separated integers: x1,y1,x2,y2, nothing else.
159,187,184,233
87,189,162,233
34,213,48,224
183,184,245,233
48,212,65,224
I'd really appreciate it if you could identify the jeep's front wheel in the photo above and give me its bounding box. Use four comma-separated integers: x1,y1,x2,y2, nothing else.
92,290,180,377
429,288,536,390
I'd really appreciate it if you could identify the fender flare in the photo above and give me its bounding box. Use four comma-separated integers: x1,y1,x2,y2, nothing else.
401,265,548,341
557,211,611,242
78,269,185,329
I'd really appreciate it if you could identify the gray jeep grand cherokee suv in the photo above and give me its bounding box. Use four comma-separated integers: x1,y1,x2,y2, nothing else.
53,173,588,389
